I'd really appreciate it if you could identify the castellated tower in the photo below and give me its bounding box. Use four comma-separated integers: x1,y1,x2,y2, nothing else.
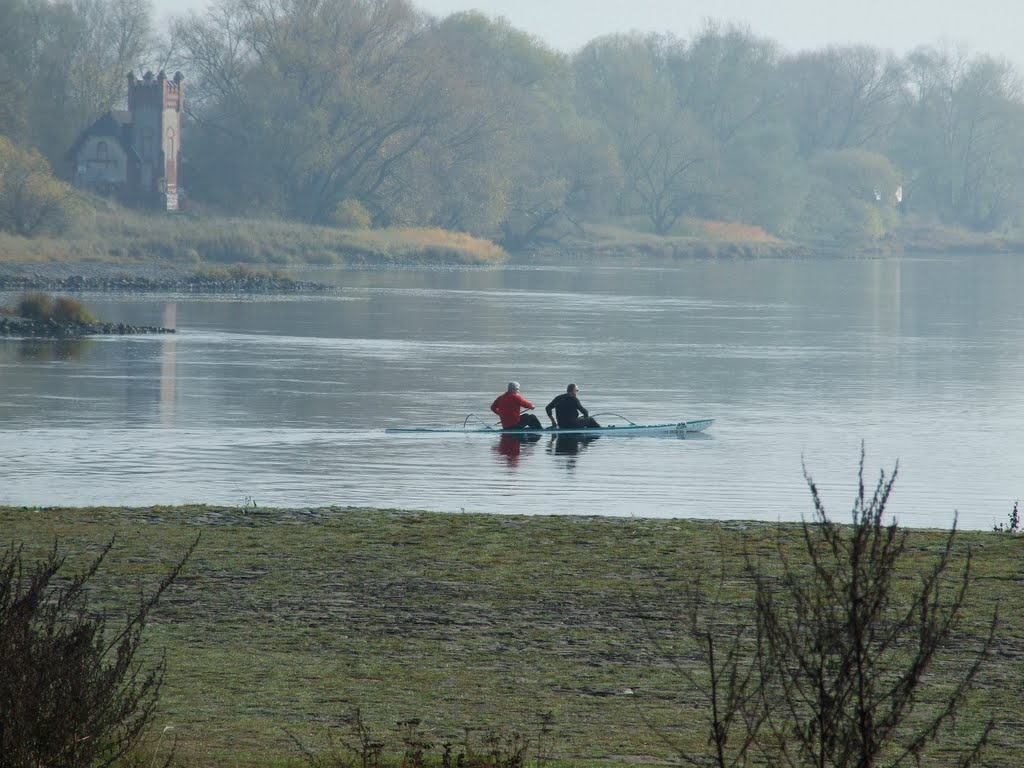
127,70,184,211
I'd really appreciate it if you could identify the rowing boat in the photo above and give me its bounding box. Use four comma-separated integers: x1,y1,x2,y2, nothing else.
385,418,714,436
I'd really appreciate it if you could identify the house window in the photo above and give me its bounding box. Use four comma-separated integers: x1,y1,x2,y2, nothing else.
96,141,108,160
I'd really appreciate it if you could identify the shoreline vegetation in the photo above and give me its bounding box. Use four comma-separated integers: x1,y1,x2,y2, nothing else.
1,505,1020,767
0,207,512,268
3,203,1024,275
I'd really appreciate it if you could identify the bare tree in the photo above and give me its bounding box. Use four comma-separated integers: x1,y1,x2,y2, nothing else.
573,34,714,234
782,45,903,157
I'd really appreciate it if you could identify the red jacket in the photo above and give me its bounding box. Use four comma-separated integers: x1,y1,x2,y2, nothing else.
490,391,534,428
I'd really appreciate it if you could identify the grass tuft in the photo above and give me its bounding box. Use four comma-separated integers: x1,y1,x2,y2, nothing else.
15,291,52,320
50,296,99,324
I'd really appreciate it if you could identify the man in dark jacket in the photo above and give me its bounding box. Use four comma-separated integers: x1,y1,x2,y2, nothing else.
546,383,601,429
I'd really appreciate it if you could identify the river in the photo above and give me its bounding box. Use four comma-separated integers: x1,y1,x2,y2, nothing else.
1,253,1021,529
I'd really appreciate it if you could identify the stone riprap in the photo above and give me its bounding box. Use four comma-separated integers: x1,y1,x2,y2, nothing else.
0,272,336,293
0,263,335,336
0,316,175,337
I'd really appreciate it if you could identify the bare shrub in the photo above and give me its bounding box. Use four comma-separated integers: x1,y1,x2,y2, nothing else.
0,537,197,768
750,449,997,767
993,501,1020,533
650,447,998,768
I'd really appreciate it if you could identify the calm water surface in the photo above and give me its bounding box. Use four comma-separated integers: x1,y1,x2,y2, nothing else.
1,254,1022,529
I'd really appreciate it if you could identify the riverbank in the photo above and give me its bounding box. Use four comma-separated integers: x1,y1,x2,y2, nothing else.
4,205,1019,275
1,506,1020,767
0,210,508,268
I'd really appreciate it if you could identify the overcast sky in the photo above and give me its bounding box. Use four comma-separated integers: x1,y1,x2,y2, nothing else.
414,0,1020,61
157,0,1023,66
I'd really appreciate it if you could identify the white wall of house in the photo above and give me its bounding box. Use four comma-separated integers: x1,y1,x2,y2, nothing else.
75,136,129,186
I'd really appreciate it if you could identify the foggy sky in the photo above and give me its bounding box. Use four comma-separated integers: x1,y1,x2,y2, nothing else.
154,0,1023,67
414,0,1020,62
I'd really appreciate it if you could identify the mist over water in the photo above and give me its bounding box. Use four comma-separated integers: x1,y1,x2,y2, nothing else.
1,253,1022,530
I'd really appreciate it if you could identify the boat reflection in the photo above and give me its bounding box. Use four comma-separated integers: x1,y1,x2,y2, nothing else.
493,430,603,470
545,432,600,474
493,432,543,467
548,433,601,455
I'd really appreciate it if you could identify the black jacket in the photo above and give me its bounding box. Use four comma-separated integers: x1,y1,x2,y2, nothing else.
546,393,588,427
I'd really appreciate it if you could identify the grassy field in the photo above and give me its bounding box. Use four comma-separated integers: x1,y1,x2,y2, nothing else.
1,505,1021,767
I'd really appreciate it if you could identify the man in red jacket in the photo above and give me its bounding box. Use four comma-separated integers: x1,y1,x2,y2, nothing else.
490,381,543,430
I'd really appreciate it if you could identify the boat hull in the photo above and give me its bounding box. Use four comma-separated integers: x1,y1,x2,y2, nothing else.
385,418,714,436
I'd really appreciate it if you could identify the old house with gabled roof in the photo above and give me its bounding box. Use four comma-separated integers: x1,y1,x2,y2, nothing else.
67,70,184,211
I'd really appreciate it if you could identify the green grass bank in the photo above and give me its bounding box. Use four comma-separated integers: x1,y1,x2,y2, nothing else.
2,505,1021,767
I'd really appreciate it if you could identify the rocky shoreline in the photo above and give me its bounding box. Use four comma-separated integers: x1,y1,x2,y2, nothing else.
0,272,335,294
0,315,174,337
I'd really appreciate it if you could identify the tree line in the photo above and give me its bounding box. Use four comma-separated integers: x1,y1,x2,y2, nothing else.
2,0,1024,247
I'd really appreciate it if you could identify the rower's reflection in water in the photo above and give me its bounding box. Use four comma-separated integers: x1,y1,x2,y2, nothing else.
493,432,542,467
547,433,600,472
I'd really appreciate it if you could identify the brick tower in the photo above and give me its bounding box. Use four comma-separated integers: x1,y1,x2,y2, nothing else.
127,70,184,211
